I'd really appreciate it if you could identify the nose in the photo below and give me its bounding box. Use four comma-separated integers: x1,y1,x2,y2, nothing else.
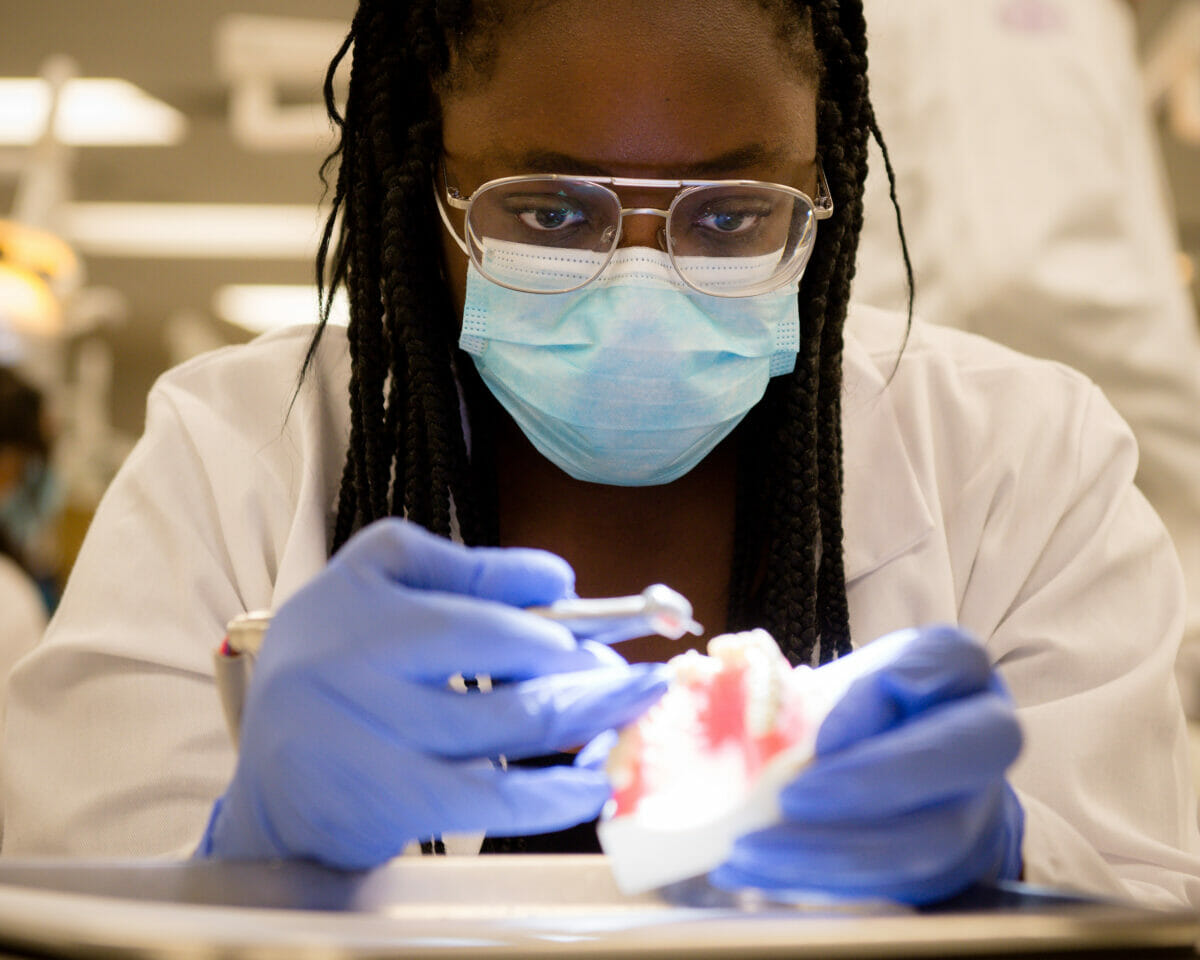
616,210,668,251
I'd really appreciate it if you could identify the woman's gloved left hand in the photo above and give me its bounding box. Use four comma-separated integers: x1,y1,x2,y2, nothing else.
710,625,1024,905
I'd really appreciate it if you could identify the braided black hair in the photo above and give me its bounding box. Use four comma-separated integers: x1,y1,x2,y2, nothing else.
307,0,911,668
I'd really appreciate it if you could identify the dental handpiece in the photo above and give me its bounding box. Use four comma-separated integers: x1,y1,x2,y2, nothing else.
527,584,703,642
222,583,702,658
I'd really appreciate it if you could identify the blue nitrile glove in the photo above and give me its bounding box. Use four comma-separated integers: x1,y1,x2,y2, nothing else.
710,625,1024,905
198,518,667,869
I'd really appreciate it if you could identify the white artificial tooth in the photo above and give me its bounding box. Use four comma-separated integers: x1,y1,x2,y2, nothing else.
668,647,720,685
743,641,780,739
606,727,639,790
706,630,786,738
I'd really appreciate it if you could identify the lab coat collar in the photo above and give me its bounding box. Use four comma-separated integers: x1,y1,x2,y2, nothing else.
838,315,936,582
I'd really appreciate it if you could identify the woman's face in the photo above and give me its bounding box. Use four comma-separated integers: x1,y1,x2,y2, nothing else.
437,0,820,315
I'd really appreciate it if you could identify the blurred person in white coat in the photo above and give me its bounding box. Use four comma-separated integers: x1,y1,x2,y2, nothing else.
0,369,51,754
855,0,1200,717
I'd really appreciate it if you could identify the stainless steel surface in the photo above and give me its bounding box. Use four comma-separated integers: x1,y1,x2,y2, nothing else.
0,855,1192,959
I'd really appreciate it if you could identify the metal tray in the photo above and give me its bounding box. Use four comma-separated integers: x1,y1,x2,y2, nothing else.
0,855,1192,959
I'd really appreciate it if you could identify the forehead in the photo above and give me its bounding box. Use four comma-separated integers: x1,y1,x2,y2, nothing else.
440,0,819,178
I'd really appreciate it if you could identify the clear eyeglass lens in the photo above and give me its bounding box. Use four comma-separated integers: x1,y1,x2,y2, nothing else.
467,179,619,253
667,185,815,295
466,178,816,296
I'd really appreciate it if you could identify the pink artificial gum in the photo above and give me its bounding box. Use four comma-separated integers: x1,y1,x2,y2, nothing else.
599,629,838,893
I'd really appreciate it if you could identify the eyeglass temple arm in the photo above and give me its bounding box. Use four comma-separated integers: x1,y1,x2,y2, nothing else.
814,164,834,220
434,182,472,257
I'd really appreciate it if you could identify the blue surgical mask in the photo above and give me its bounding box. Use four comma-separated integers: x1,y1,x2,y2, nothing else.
459,242,801,486
0,458,61,553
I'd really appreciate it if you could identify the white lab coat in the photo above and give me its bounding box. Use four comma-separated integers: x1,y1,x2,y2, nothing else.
0,556,44,679
0,554,44,715
0,553,46,840
4,311,1199,908
855,0,1200,716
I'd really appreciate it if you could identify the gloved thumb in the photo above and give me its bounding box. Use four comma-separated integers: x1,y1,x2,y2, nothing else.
815,625,994,756
574,729,620,772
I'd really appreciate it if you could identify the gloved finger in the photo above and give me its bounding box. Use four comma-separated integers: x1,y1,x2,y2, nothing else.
336,518,575,607
816,625,994,756
438,762,616,839
577,639,629,668
253,735,615,869
574,729,620,771
354,664,668,759
781,691,1021,822
333,734,614,843
331,588,610,682
568,616,660,647
712,783,1015,905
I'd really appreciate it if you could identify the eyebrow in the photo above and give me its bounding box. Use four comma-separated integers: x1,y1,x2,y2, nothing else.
492,144,799,178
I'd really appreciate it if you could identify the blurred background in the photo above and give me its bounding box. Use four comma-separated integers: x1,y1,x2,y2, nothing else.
1141,1,1200,286
0,1,357,581
0,0,1198,592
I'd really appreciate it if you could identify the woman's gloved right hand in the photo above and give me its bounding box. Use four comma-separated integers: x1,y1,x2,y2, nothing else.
197,518,668,869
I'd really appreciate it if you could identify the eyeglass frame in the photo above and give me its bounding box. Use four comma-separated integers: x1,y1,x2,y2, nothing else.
434,162,834,298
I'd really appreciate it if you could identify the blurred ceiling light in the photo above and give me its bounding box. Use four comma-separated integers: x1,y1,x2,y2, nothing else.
214,284,348,334
0,218,80,292
215,15,348,152
0,77,187,146
0,219,78,336
63,203,327,259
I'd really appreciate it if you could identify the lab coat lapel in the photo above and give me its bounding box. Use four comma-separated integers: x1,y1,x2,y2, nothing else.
839,324,936,583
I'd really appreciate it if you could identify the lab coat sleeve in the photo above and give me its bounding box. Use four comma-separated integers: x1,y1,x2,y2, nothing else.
967,384,1200,908
1,345,322,857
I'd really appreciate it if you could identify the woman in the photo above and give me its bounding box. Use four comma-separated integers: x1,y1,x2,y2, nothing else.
5,0,1198,908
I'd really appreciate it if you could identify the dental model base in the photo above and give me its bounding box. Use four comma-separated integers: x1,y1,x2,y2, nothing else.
598,629,839,894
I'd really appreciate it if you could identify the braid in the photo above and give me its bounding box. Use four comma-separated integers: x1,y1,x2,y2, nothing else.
727,0,876,665
813,0,870,662
312,0,891,665
309,0,482,549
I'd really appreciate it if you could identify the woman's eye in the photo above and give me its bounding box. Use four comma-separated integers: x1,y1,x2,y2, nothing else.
514,201,586,231
695,206,767,235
